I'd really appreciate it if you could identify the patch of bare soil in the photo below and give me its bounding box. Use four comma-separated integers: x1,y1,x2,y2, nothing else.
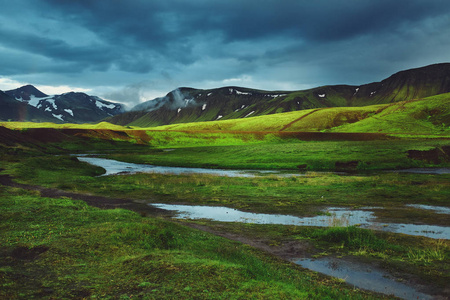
408,146,450,164
21,128,73,143
176,130,393,141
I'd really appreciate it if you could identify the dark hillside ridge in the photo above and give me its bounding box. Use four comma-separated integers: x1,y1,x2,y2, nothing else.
5,84,48,100
2,86,125,123
0,91,56,122
107,63,450,127
351,63,450,105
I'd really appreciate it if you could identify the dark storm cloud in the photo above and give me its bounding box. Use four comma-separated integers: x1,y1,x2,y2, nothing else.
0,27,114,69
0,0,449,104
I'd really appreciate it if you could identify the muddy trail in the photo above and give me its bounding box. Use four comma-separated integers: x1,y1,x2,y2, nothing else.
1,173,447,299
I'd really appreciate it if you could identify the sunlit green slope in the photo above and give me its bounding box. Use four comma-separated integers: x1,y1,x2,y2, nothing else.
0,121,128,130
149,93,450,135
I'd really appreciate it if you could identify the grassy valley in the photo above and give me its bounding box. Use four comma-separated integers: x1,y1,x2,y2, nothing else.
1,135,449,299
1,72,450,298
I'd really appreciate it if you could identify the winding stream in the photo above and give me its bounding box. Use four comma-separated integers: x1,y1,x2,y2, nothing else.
78,156,450,177
293,257,432,300
78,156,448,299
77,156,295,177
149,204,450,240
79,156,450,240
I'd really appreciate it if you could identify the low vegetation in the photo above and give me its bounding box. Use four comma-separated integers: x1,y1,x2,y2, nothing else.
1,187,384,299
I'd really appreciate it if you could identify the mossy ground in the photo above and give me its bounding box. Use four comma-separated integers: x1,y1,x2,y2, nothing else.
0,186,386,299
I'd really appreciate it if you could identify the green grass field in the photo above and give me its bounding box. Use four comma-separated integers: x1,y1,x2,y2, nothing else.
1,186,386,299
1,153,448,298
103,138,450,171
143,93,450,135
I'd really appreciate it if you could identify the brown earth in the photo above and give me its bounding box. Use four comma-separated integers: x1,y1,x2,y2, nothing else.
161,129,393,141
407,146,450,164
1,126,394,151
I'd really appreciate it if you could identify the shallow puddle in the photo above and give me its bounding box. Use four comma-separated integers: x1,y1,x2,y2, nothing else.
293,257,432,300
406,204,450,215
391,168,450,174
150,204,450,240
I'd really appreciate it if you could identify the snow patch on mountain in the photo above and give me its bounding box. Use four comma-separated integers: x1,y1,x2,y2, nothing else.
244,111,255,118
52,114,64,121
64,109,74,116
235,90,252,95
95,99,116,110
235,104,247,112
46,99,58,110
266,94,287,98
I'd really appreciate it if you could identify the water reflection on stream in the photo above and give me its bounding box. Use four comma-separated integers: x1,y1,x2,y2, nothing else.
150,204,450,240
78,156,447,299
78,156,450,176
293,257,432,300
77,156,293,177
151,204,443,299
78,156,449,239
406,204,450,215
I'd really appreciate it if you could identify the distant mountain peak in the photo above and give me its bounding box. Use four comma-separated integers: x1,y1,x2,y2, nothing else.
1,85,124,123
5,85,48,101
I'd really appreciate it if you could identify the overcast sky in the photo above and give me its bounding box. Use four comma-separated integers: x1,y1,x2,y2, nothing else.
1,0,449,108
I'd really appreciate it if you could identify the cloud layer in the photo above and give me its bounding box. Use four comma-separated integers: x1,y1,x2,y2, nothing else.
1,0,449,106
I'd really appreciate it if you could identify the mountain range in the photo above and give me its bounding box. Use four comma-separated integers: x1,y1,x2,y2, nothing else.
108,63,450,127
1,63,449,125
0,85,124,123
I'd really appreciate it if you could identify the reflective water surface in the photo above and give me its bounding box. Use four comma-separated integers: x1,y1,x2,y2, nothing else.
391,168,450,174
78,156,449,239
150,204,450,240
293,257,432,300
79,156,450,176
77,156,300,177
78,156,448,298
406,204,450,215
